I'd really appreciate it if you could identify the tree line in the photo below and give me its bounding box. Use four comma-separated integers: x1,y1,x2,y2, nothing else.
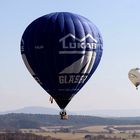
1,113,140,130
0,132,61,140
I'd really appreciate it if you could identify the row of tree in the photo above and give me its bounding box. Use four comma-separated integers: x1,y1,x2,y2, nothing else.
0,132,61,140
1,113,140,129
84,135,127,140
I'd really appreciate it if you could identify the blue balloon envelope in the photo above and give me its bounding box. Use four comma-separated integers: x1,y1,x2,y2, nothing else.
21,12,103,110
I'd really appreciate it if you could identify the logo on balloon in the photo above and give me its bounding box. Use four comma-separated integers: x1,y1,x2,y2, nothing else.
58,34,97,85
59,33,97,54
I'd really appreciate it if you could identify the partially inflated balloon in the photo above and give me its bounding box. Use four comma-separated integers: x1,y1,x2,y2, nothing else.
128,68,140,89
21,12,103,109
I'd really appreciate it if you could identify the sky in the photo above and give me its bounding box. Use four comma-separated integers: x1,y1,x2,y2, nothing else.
1,0,140,113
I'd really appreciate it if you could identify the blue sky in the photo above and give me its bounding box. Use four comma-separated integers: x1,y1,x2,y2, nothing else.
1,0,140,112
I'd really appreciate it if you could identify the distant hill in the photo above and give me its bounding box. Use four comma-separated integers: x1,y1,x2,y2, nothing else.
1,106,140,117
0,106,59,115
1,113,140,129
75,109,140,117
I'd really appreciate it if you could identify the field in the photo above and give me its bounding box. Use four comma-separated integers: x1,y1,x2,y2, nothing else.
20,125,140,140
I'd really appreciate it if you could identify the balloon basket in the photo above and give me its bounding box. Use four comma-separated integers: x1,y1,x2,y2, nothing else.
60,110,68,120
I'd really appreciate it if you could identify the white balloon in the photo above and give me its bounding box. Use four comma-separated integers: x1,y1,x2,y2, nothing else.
128,68,140,89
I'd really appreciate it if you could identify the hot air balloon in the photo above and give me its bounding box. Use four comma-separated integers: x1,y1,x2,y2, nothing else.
20,12,103,119
128,68,140,90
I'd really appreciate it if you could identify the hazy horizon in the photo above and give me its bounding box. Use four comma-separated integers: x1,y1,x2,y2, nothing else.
1,106,140,117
